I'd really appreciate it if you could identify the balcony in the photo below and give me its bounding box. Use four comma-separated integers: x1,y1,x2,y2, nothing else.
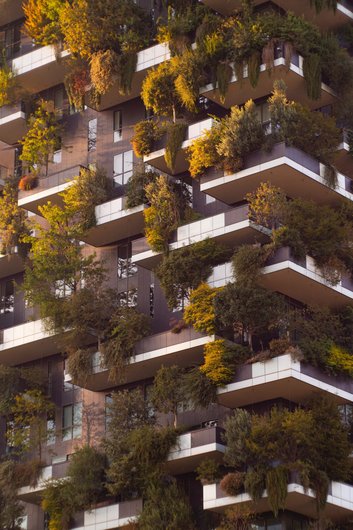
11,45,70,94
83,197,146,247
260,247,353,308
200,142,353,206
335,131,353,180
203,481,353,521
131,204,270,270
217,353,353,409
18,165,87,214
0,318,84,366
71,499,142,530
167,426,225,474
0,0,23,26
199,0,353,30
0,102,27,145
86,43,171,111
0,248,24,279
144,118,214,174
18,461,69,503
72,327,215,391
200,51,335,110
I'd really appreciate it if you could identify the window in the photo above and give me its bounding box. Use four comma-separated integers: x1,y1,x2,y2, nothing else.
117,242,137,279
118,288,137,307
88,118,97,152
0,280,14,314
92,351,104,374
114,150,133,186
54,87,64,115
255,102,270,132
62,403,82,441
54,279,72,299
53,149,62,164
113,110,122,142
47,412,56,446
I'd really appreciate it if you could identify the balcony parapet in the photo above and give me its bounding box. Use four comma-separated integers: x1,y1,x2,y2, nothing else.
218,353,353,409
203,481,353,520
200,142,353,206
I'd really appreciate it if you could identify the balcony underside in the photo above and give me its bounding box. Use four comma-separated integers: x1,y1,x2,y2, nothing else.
335,143,353,180
133,221,268,270
83,203,146,247
260,262,353,308
18,181,71,213
0,253,24,279
204,482,353,522
200,148,351,206
167,444,225,475
200,0,353,30
77,333,214,391
201,60,335,110
0,112,27,145
0,0,22,26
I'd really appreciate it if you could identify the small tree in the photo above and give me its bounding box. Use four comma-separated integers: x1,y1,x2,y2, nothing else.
9,389,55,460
155,240,229,309
20,102,63,176
125,165,158,208
184,282,219,335
246,182,287,232
144,174,189,253
141,61,179,122
0,460,24,530
215,283,285,350
0,177,30,256
150,365,186,428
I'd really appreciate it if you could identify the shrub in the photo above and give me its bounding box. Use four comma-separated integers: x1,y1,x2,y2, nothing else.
200,339,235,386
184,283,218,335
0,177,30,256
0,58,17,107
67,445,106,508
125,165,158,208
90,49,120,95
187,124,222,178
66,348,93,385
244,469,266,502
173,50,206,111
266,466,288,516
326,344,353,377
64,59,90,111
183,367,217,409
141,61,179,121
131,120,159,158
220,472,245,497
18,174,38,191
196,459,221,485
23,0,63,45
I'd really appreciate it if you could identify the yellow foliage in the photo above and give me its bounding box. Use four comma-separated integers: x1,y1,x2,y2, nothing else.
184,283,219,335
200,339,234,386
187,125,221,178
327,344,353,378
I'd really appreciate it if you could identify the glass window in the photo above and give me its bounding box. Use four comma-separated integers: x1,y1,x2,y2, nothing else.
114,150,133,186
113,110,122,142
88,118,97,152
117,242,137,279
54,87,64,114
47,412,56,446
0,280,14,314
118,288,138,307
53,149,62,164
62,403,82,441
54,279,72,299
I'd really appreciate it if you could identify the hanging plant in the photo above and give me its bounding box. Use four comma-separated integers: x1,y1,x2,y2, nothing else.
90,49,119,96
64,61,90,111
262,39,276,73
216,62,233,103
164,121,187,172
303,54,322,100
310,0,337,13
248,51,261,88
234,61,245,84
116,52,138,96
266,466,288,516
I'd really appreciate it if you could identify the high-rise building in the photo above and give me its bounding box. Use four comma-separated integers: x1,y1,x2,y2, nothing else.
1,0,353,529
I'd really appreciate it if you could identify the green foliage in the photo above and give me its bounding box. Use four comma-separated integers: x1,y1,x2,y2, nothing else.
138,479,195,530
184,282,218,335
164,121,187,172
266,466,288,516
223,408,252,469
215,283,284,350
246,181,287,232
9,389,55,460
102,306,151,381
0,55,17,107
200,339,236,386
0,177,30,256
0,460,25,530
67,446,106,508
220,472,245,497
62,167,111,232
302,54,321,100
20,102,63,176
150,365,186,427
231,244,273,285
156,239,229,309
144,174,190,253
23,0,63,45
131,120,160,158
244,469,266,503
196,459,221,484
125,165,158,208
66,348,93,385
41,479,75,530
182,367,217,409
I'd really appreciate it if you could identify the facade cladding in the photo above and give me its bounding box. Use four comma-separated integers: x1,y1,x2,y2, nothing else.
1,0,353,529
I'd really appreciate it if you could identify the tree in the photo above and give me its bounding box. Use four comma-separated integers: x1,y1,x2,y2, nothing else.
155,239,230,309
214,283,285,350
9,389,55,460
0,460,24,530
184,283,219,335
138,479,195,530
23,0,63,45
141,61,179,122
20,102,63,176
246,182,287,232
144,174,190,254
125,165,158,208
150,365,187,428
66,445,106,508
0,177,30,256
